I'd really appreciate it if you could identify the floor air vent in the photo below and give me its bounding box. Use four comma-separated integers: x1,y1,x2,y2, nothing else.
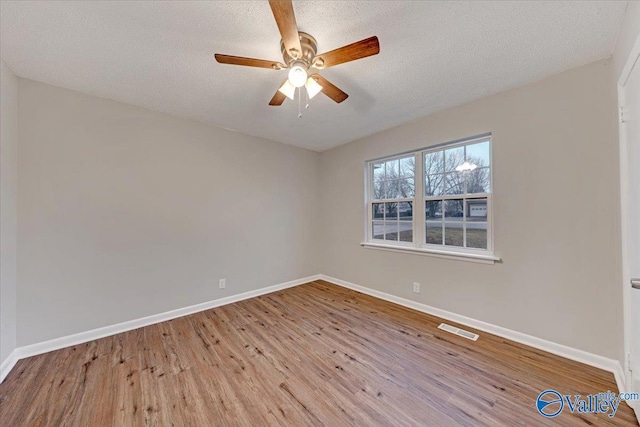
438,323,479,341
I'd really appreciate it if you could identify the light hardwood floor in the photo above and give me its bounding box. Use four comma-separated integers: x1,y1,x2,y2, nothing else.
0,280,637,426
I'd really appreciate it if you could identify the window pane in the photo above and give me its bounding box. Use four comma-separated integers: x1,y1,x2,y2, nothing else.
466,141,490,167
399,203,413,242
466,198,487,249
426,224,443,245
399,202,413,221
424,151,444,175
445,173,464,195
372,178,385,199
372,203,384,220
384,200,401,241
399,156,415,178
425,200,442,220
444,199,464,247
373,162,384,182
399,201,413,242
385,202,398,220
384,179,415,200
444,199,464,219
399,229,413,242
373,221,384,239
385,159,399,179
445,146,465,173
444,222,464,247
425,174,443,196
384,221,399,241
373,163,385,199
466,222,487,249
466,167,490,194
466,198,487,220
425,201,443,245
399,178,415,198
385,180,398,199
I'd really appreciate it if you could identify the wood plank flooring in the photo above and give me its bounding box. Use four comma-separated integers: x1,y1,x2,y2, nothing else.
0,280,637,426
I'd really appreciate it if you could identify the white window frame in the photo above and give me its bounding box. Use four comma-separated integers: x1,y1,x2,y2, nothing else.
363,134,500,264
367,152,417,249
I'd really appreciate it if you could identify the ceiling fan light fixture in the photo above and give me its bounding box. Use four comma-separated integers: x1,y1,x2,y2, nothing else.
305,77,323,99
278,79,296,100
215,1,381,108
288,62,308,87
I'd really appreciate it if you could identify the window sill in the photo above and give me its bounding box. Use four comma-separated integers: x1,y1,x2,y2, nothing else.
360,242,501,264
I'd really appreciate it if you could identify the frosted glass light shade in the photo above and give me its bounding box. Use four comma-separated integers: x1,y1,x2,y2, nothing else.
278,79,296,100
305,77,323,99
288,65,307,87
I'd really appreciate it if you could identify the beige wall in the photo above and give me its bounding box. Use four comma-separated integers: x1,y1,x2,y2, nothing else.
319,59,622,359
17,79,319,346
9,39,632,361
1,60,19,364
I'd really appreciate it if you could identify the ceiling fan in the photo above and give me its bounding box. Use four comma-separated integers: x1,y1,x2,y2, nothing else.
214,0,380,108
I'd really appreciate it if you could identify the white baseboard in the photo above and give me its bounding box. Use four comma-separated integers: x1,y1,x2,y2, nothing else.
0,274,321,383
612,361,638,413
0,349,19,383
1,272,631,405
614,362,627,393
318,274,629,397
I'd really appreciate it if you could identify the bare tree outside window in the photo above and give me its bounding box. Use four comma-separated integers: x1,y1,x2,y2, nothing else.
423,140,490,249
368,137,492,254
371,155,415,242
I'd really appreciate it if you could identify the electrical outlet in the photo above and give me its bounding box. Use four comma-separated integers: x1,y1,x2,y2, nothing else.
219,278,226,289
413,282,420,293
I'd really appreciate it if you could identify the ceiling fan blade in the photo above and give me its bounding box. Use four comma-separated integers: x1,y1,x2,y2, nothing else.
312,36,380,69
268,0,302,59
215,54,284,70
269,84,287,106
311,74,348,103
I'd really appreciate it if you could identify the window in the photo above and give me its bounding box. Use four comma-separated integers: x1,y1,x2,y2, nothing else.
366,135,495,261
371,155,415,243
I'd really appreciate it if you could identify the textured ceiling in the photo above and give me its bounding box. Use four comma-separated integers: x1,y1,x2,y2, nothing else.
0,1,628,151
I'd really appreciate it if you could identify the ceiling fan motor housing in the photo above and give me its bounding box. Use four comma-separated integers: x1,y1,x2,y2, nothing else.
280,32,318,68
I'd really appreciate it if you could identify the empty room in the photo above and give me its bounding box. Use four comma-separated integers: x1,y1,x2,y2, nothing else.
1,0,640,425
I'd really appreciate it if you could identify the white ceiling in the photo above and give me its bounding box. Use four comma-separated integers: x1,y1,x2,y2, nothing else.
0,1,628,152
